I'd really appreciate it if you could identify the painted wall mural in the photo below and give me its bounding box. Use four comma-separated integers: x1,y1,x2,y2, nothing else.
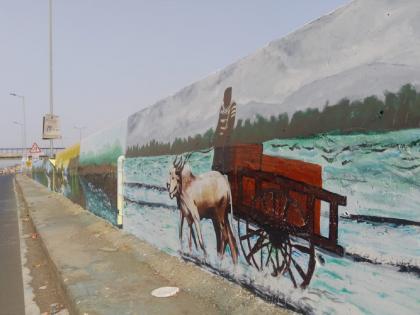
31,88,420,314
124,85,420,315
32,0,420,313
31,86,420,314
32,119,127,225
78,119,127,224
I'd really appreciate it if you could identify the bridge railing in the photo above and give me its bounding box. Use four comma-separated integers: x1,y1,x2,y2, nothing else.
0,147,65,158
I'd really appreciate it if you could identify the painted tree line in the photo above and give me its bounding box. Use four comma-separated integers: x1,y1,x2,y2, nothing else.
126,84,420,157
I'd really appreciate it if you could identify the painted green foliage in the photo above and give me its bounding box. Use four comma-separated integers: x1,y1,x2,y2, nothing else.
127,84,420,157
79,140,123,166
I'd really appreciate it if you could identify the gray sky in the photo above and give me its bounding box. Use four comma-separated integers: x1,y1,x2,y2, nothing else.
0,0,349,148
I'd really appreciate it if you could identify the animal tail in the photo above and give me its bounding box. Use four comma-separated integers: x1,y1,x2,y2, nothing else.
224,175,239,250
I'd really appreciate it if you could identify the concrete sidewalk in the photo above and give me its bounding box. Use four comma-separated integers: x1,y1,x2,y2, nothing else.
15,175,291,315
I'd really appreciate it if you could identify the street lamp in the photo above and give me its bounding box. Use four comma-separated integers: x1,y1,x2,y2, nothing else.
49,0,54,157
13,121,24,155
12,121,25,173
10,93,27,160
74,126,86,142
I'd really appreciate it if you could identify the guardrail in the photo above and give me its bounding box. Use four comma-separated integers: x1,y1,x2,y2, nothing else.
0,147,65,158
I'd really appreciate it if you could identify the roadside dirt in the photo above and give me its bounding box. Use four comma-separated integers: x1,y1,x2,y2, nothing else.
16,181,69,315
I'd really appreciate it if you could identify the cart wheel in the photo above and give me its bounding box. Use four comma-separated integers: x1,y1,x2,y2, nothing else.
237,218,316,289
283,236,316,288
237,217,293,276
237,217,274,271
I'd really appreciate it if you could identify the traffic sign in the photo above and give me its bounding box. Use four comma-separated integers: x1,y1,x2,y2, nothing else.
29,142,42,154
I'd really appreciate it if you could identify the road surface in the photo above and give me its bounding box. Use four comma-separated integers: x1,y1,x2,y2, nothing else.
0,175,25,315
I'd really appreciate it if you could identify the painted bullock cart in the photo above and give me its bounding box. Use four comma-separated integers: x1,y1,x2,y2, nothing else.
218,144,347,288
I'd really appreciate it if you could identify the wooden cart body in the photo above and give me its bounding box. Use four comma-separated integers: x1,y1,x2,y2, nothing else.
223,144,346,255
218,144,347,287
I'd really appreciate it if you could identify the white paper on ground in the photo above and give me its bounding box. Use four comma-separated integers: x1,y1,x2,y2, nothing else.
151,286,180,298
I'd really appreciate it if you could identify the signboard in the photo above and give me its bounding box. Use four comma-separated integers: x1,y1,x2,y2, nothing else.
29,142,42,161
42,114,61,139
29,142,42,154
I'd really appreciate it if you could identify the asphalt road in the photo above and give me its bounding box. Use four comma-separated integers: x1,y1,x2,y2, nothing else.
0,175,25,315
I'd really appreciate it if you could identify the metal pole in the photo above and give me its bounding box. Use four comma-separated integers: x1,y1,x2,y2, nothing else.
22,96,27,160
74,126,85,143
49,0,54,157
13,121,24,159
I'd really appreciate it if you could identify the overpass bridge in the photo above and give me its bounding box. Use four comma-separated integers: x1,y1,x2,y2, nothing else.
0,147,65,159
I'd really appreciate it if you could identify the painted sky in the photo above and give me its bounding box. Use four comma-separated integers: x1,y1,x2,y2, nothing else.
0,0,349,148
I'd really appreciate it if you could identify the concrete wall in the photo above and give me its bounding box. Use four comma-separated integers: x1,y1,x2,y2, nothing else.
32,83,420,315
31,1,420,312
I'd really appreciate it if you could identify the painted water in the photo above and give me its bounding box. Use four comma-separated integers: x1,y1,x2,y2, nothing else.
123,129,420,315
79,177,117,225
32,159,117,225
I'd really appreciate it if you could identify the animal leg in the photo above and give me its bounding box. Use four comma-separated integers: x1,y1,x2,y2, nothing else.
215,201,229,260
226,221,238,264
188,227,192,253
212,218,222,258
188,225,193,252
190,225,198,250
219,221,227,260
187,202,206,256
222,204,239,264
179,212,184,248
193,218,206,256
187,223,199,252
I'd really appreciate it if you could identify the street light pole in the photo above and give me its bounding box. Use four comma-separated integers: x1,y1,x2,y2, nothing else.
23,96,26,158
49,0,54,157
74,126,85,143
10,93,27,160
13,121,24,157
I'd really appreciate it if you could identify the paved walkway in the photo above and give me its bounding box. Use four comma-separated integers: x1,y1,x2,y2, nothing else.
16,175,291,315
0,175,25,315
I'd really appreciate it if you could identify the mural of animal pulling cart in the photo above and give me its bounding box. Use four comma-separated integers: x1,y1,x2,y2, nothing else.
168,143,347,288
168,87,347,289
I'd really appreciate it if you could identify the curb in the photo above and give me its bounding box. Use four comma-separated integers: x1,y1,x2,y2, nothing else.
15,177,77,315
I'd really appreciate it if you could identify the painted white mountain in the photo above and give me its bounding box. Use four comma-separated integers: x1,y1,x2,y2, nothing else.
127,0,420,147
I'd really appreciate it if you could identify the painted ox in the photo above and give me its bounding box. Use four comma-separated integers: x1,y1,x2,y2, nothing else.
167,155,238,264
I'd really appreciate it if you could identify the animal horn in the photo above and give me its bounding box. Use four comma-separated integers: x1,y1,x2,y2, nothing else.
179,152,194,170
185,152,192,162
175,155,184,169
174,153,193,170
174,155,184,168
